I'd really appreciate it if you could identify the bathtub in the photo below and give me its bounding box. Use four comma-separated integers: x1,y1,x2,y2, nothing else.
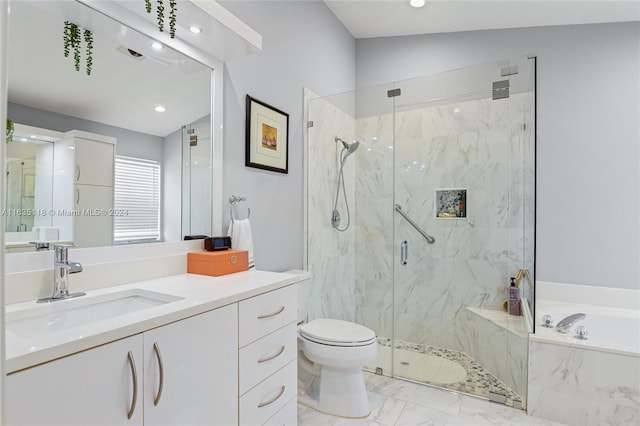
528,292,640,425
533,300,640,357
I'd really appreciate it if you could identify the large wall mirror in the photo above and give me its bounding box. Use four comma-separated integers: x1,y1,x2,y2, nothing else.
5,0,212,251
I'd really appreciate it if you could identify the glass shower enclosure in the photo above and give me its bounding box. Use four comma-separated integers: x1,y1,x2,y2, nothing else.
305,57,535,408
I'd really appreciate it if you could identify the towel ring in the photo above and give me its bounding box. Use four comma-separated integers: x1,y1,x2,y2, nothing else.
230,206,250,223
229,195,250,223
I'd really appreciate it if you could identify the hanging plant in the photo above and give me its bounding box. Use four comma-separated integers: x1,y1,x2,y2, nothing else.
63,21,94,76
169,0,177,39
156,0,165,32
84,29,94,75
145,0,178,38
63,21,72,58
6,118,14,143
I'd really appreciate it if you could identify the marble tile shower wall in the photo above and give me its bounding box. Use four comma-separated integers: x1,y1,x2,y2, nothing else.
306,95,356,322
353,93,532,352
354,113,395,340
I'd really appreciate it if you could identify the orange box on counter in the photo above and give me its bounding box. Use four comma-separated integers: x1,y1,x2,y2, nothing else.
187,250,249,277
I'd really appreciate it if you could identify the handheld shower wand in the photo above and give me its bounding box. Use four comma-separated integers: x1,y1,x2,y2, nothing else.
332,137,360,231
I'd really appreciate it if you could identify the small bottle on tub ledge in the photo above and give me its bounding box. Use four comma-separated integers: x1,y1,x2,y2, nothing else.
508,277,521,316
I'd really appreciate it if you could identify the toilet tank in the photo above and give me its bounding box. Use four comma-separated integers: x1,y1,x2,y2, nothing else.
283,269,312,324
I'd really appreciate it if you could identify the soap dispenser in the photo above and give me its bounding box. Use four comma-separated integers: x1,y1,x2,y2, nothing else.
508,277,521,316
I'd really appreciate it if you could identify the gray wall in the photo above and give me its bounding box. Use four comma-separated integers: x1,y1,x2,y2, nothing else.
220,1,356,271
8,103,165,162
356,22,640,290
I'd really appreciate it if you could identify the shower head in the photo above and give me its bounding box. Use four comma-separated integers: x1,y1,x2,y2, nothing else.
345,141,360,156
335,137,360,160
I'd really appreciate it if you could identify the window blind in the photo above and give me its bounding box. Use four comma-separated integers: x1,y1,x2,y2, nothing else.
114,156,161,243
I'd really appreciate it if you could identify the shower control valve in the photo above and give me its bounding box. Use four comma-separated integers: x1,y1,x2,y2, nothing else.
541,315,554,328
331,209,341,228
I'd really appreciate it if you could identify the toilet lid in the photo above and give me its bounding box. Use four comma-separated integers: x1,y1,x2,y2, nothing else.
299,319,376,346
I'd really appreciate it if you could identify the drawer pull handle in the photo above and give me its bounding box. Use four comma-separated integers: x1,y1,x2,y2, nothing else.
153,342,164,406
257,346,285,364
127,351,138,420
257,306,285,319
257,385,286,408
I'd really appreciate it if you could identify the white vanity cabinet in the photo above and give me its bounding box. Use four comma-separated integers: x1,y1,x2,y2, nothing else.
143,304,238,426
5,335,144,425
5,305,239,426
238,285,298,425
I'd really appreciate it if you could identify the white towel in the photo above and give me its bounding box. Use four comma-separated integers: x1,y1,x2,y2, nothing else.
227,218,255,268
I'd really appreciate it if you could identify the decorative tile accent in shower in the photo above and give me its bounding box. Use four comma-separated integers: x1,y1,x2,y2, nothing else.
435,188,467,219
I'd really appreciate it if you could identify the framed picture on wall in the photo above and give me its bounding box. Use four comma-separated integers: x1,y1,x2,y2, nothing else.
245,95,289,174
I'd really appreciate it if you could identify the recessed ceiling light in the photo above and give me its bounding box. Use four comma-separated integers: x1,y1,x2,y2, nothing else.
151,42,164,50
20,138,27,142
453,108,461,113
188,26,202,34
410,0,425,8
155,106,166,112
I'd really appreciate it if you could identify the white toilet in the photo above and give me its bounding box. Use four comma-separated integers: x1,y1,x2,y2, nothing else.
289,270,378,418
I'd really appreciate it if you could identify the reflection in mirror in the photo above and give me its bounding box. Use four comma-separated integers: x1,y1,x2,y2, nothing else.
6,0,211,251
182,115,212,238
5,125,58,242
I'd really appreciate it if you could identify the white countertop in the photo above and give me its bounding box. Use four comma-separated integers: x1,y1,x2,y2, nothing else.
5,270,302,374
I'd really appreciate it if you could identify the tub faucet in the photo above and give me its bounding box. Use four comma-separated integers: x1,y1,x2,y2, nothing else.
556,313,586,334
37,244,85,303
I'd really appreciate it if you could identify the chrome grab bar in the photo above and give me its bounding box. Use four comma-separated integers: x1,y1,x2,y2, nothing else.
395,204,435,244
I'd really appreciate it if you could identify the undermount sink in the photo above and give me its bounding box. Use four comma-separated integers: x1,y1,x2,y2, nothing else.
6,289,183,338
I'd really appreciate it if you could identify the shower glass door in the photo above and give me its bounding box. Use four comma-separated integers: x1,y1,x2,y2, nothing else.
304,56,535,409
391,57,535,408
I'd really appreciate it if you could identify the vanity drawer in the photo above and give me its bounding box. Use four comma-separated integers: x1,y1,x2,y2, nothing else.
263,396,297,426
239,285,297,347
239,360,296,426
239,322,297,395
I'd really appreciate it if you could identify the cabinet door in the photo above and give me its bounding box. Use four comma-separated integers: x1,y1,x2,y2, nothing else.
143,304,239,426
5,335,144,426
74,137,114,186
74,184,113,247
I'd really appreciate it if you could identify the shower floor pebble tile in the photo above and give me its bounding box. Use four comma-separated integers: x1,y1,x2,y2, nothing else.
298,371,567,426
373,338,522,407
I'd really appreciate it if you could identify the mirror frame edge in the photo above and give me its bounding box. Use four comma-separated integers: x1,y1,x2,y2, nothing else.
1,0,8,422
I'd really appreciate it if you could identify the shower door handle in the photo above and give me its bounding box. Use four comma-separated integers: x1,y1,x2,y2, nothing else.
400,240,408,265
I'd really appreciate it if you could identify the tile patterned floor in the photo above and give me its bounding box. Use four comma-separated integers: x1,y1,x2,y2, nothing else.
298,371,566,426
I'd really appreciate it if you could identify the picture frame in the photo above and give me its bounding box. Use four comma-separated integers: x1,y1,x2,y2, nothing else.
245,95,289,174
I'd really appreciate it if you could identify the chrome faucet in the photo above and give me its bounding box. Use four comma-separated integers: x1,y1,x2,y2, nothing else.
556,313,586,334
37,244,85,303
29,241,50,252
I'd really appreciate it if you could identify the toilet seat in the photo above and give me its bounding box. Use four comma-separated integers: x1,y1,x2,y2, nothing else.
299,319,376,347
